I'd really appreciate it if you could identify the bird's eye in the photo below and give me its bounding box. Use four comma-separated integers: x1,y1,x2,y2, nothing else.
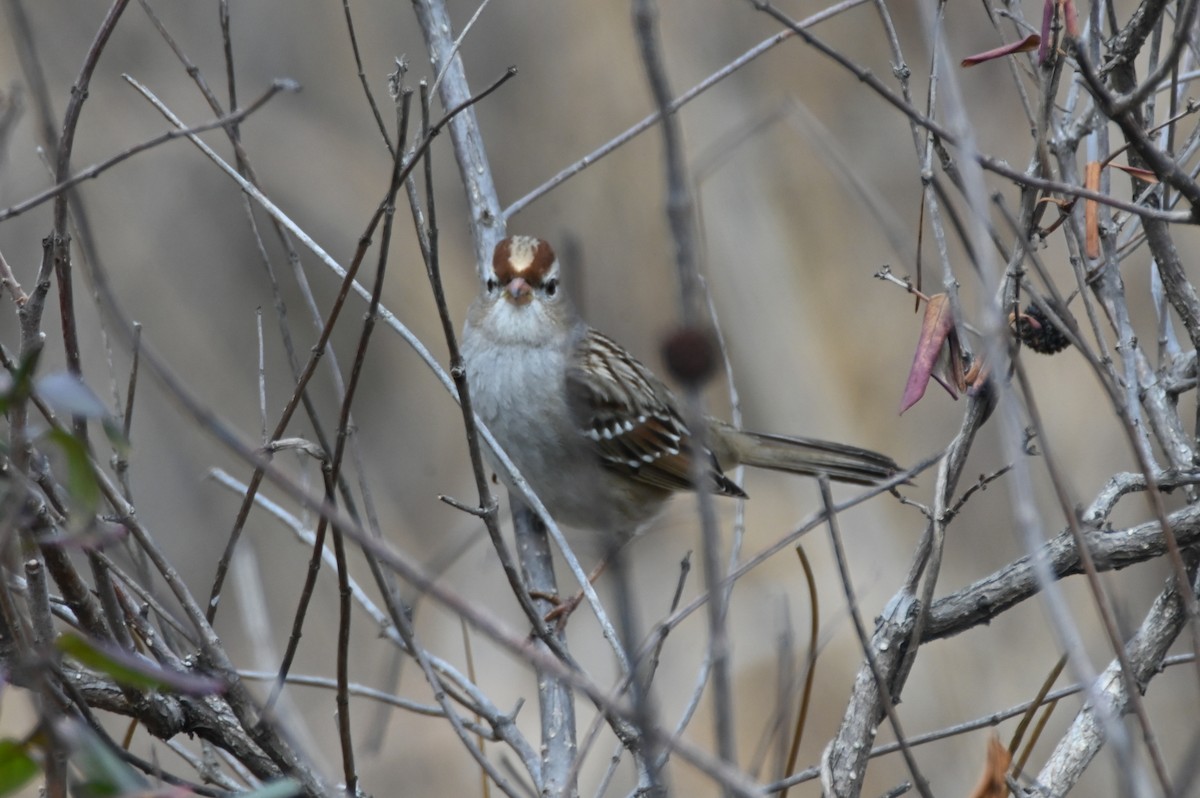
486,277,498,292
544,278,558,297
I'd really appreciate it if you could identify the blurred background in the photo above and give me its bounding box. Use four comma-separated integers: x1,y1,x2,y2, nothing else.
0,1,1194,795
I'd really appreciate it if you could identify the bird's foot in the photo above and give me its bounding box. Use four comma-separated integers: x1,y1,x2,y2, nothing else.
528,589,584,632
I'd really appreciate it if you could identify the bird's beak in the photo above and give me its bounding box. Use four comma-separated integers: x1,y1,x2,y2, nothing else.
505,277,533,306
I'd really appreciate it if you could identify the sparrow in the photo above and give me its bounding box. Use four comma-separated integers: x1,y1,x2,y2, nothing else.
460,235,898,546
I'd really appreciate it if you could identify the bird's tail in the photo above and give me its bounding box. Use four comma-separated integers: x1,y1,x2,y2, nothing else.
718,425,900,486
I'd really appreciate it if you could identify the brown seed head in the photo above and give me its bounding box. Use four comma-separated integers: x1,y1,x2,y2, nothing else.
661,326,718,387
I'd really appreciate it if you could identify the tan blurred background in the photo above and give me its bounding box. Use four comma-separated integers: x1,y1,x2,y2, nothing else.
0,1,1194,795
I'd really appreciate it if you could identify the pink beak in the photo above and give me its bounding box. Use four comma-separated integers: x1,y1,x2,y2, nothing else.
505,277,532,305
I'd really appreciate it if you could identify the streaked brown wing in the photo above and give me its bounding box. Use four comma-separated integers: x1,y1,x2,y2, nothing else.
565,329,745,498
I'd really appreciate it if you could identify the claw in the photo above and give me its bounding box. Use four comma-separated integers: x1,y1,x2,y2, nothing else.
527,558,609,632
544,592,585,631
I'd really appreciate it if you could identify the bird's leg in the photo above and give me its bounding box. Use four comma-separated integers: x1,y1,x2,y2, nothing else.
534,558,609,630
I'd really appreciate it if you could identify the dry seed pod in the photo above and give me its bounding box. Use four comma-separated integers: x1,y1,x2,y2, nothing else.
1011,300,1071,355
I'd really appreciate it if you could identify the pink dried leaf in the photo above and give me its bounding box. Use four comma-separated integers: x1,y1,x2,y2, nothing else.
1110,163,1159,183
969,734,1013,798
1062,0,1080,37
962,34,1041,67
900,294,960,414
1085,161,1101,259
1038,0,1055,63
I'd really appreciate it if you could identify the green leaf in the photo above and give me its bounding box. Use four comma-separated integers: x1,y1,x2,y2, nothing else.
44,429,100,516
100,417,130,458
57,719,145,797
0,740,38,795
241,779,304,798
34,373,130,460
0,347,42,416
57,632,225,696
35,372,109,419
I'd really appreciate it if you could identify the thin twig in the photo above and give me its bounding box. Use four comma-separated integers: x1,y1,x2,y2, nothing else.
504,0,872,219
779,546,819,798
632,1,732,791
0,81,297,223
746,0,1191,223
339,0,394,156
166,68,514,622
817,477,933,798
208,468,544,780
